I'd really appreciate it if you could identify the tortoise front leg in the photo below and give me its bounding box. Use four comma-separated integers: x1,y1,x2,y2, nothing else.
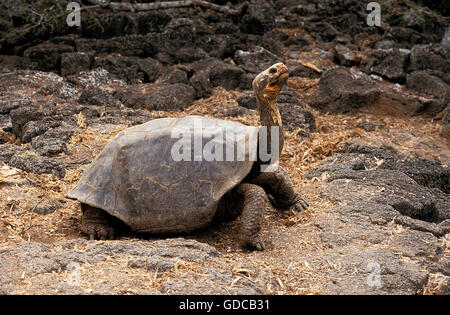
234,183,267,251
249,166,308,211
81,204,116,240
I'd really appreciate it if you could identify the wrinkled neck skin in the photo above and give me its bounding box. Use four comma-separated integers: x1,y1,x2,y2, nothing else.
255,93,284,156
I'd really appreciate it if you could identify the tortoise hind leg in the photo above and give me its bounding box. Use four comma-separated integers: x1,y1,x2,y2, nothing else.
233,183,267,251
248,166,308,211
81,204,116,240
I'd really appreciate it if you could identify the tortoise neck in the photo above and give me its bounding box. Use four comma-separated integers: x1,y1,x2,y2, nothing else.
255,93,284,155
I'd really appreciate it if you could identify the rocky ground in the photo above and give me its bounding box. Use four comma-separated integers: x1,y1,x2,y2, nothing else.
0,0,449,294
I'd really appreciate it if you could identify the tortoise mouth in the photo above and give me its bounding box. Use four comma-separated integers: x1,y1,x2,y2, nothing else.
277,72,289,82
269,71,289,87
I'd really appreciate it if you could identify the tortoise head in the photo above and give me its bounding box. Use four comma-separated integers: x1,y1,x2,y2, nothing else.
252,63,288,127
252,63,289,102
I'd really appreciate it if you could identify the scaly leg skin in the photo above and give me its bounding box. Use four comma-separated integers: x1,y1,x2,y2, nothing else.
234,183,267,251
249,166,309,212
81,204,116,240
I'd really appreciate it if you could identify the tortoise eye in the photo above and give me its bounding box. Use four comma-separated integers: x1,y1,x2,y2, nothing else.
269,68,277,74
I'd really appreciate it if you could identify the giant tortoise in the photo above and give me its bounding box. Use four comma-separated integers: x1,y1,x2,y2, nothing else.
67,63,308,250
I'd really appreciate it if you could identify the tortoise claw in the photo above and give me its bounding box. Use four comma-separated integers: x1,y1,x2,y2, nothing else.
255,241,265,251
82,222,115,240
241,236,266,251
293,198,309,212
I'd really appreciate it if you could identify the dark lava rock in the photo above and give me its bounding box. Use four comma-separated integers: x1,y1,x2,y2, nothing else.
0,144,25,164
57,104,101,122
393,215,449,238
156,66,188,85
365,48,411,82
408,44,450,74
442,27,450,53
98,107,153,127
34,80,79,102
189,70,212,99
91,55,161,84
374,40,396,50
377,88,425,115
279,105,316,135
239,1,275,35
136,12,172,35
93,55,141,84
214,22,239,35
0,55,23,71
334,142,450,195
23,43,74,74
333,44,356,66
356,120,387,132
307,67,380,113
116,83,195,111
8,154,65,178
237,91,257,110
8,102,73,144
285,60,321,79
174,47,209,64
234,46,283,74
209,62,245,90
413,97,448,117
79,86,119,107
278,87,302,105
136,57,162,83
67,68,117,89
238,73,254,91
128,256,175,272
441,105,450,139
303,141,448,293
418,0,450,16
0,239,268,295
197,33,242,60
0,98,30,115
0,115,12,132
75,35,153,58
31,125,75,157
283,33,312,51
213,105,252,118
155,52,174,65
9,105,50,142
306,144,450,231
79,11,138,39
151,18,202,59
189,58,249,95
260,35,285,56
407,70,450,103
318,245,430,294
31,136,67,157
307,21,341,42
61,52,95,77
399,6,444,37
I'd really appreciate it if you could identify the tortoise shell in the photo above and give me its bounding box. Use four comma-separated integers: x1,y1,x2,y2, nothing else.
67,116,259,233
